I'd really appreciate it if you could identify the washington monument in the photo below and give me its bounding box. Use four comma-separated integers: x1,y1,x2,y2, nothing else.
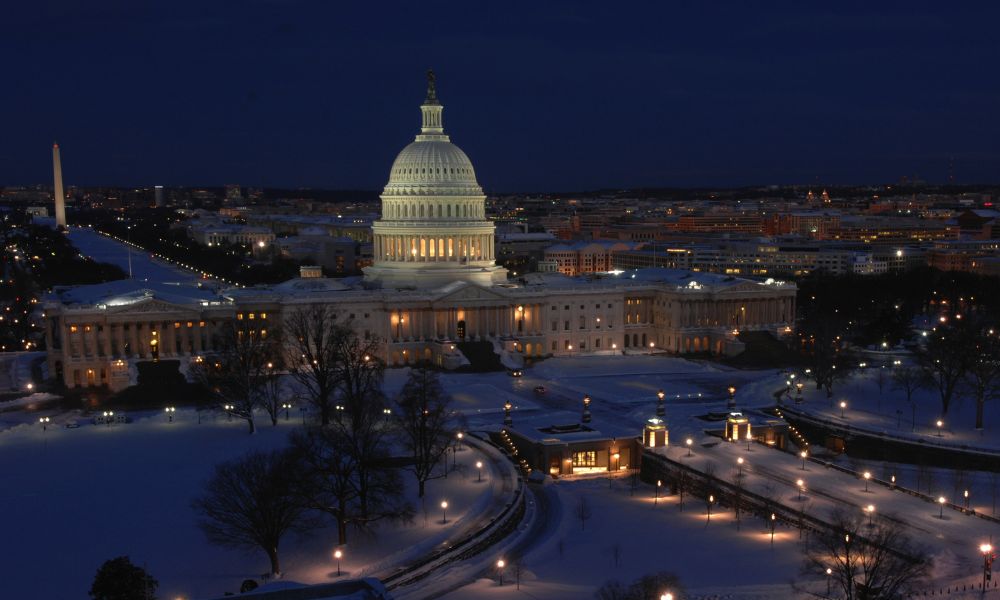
52,143,66,228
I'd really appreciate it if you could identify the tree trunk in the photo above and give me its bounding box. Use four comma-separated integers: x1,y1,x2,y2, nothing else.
976,396,985,430
268,547,280,577
418,477,425,499
247,417,256,434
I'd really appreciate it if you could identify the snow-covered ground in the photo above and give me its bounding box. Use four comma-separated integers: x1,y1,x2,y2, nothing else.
62,224,205,284
0,409,503,600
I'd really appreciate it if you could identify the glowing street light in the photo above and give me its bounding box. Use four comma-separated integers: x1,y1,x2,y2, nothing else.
840,401,847,418
333,549,343,576
737,457,744,477
441,500,449,524
727,385,737,409
800,449,808,470
164,406,175,422
795,382,804,403
497,559,506,586
863,471,871,493
864,504,875,527
964,489,970,510
655,480,662,506
770,513,776,545
981,543,994,592
656,389,666,417
103,410,115,427
282,402,292,420
661,594,673,600
936,419,944,437
476,460,483,482
582,394,592,423
938,496,947,519
706,494,714,522
224,404,234,421
796,479,804,501
685,437,693,457
26,382,34,392
503,400,513,427
38,416,50,431
826,567,833,595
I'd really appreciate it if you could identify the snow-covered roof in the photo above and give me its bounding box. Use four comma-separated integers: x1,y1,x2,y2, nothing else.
50,279,225,308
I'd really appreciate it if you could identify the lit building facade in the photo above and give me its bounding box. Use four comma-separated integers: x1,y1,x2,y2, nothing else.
43,75,797,391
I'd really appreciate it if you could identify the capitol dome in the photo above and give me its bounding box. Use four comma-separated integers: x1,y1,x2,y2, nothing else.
364,71,508,290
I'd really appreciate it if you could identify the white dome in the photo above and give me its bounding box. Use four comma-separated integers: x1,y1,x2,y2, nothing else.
385,140,481,194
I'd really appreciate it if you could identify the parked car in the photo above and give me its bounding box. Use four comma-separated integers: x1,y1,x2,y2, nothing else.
533,385,546,395
508,369,523,377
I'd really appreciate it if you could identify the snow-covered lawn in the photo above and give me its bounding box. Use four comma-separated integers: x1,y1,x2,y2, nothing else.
0,409,502,600
442,477,804,600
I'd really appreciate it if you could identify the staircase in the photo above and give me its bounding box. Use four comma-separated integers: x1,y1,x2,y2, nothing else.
455,341,505,372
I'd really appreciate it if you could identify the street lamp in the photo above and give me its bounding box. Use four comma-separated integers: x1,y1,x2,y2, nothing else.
661,594,673,600
38,416,50,431
980,543,994,592
770,513,776,545
936,419,944,437
333,549,343,576
840,401,847,418
497,559,506,586
26,382,34,392
964,489,969,510
727,385,737,410
707,494,714,522
685,437,693,457
164,406,175,422
503,401,513,427
282,402,292,420
656,389,665,417
383,407,392,423
863,471,871,492
796,479,804,501
800,449,808,470
795,382,804,403
224,404,234,421
582,394,592,423
441,500,448,524
737,457,744,477
655,480,662,506
103,410,114,426
476,460,483,482
865,504,875,527
938,496,947,519
826,567,832,596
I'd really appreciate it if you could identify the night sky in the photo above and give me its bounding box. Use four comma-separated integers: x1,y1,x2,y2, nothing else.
4,1,1000,191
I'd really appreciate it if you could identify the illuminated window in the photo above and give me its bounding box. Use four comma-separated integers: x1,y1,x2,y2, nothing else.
174,322,181,329
70,325,78,333
199,321,205,327
260,313,267,320
572,451,597,467
260,329,268,338
84,325,92,333
248,313,255,320
237,313,244,320
187,322,193,328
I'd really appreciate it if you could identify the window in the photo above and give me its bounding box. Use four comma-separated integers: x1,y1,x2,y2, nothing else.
579,316,585,329
174,322,181,329
237,313,244,320
564,321,569,331
551,305,557,310
551,322,557,332
595,338,601,348
572,451,597,467
84,325,92,333
260,313,267,320
70,325,78,333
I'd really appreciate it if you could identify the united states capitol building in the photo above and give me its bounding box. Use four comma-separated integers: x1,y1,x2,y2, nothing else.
44,76,796,390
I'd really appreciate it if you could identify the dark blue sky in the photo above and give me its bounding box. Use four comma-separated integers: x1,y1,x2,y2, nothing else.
4,1,1000,191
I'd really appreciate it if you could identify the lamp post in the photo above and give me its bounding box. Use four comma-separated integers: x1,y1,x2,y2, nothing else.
737,457,744,478
661,594,673,600
863,471,871,493
865,504,875,527
333,549,343,577
939,496,947,519
497,559,506,586
282,402,292,421
476,460,483,482
800,450,808,470
103,410,114,426
727,385,736,410
503,401,512,427
164,406,175,422
441,500,448,524
707,494,714,522
655,479,662,506
840,401,847,419
656,389,665,417
770,513,776,545
746,431,752,452
582,394,592,424
685,437,693,457
825,567,832,596
936,419,944,437
965,489,970,510
383,407,392,424
981,543,994,593
224,404,233,421
795,382,804,403
796,479,804,502
38,416,50,431
453,432,463,471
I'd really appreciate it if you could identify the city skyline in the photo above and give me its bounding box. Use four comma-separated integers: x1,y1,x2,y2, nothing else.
5,3,1000,191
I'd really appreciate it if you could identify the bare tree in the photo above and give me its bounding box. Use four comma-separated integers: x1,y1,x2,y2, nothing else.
800,509,930,599
395,364,453,498
192,449,312,577
891,366,924,431
916,322,974,418
576,496,593,530
596,571,686,600
288,426,411,545
192,320,277,433
964,324,1000,430
284,306,344,426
